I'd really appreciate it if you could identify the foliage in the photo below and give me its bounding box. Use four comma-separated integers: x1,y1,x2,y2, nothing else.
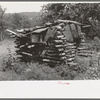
11,13,31,29
4,12,43,30
42,3,100,38
0,6,6,41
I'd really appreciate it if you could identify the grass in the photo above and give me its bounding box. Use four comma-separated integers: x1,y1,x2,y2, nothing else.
1,37,100,80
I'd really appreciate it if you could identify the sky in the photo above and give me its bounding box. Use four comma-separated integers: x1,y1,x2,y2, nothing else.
0,2,48,13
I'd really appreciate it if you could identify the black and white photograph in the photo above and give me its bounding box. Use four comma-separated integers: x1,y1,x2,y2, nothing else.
0,2,100,81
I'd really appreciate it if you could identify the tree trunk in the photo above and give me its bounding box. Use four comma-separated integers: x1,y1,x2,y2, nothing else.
0,32,3,41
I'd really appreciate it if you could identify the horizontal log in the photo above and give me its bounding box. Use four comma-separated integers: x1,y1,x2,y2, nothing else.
59,53,66,56
67,62,77,66
67,43,75,46
78,53,92,57
56,31,62,35
61,37,67,40
71,50,76,54
67,45,76,48
45,52,66,57
43,56,66,61
66,54,75,58
78,48,88,50
78,50,93,54
31,42,46,44
16,55,23,57
22,52,33,56
19,45,26,48
42,59,60,64
56,35,65,39
43,56,61,61
67,58,75,62
67,57,75,60
55,44,67,48
55,26,62,31
53,40,63,43
27,45,35,48
66,46,76,49
60,56,67,60
57,48,64,52
65,50,75,53
57,19,87,26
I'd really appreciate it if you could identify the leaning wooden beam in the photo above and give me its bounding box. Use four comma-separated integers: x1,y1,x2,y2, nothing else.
6,29,25,37
7,29,19,36
57,19,83,26
82,25,91,28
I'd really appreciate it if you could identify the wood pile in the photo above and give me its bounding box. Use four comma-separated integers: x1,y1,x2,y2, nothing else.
77,33,93,57
6,20,89,67
42,25,67,66
66,43,77,66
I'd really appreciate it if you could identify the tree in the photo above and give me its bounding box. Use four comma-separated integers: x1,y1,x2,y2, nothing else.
42,3,100,38
11,13,31,30
0,6,6,41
